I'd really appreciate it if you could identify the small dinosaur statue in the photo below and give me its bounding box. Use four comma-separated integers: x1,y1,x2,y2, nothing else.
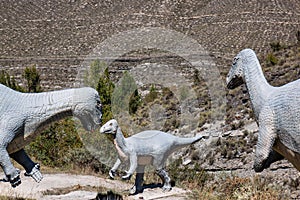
0,84,102,187
226,48,300,172
100,119,206,194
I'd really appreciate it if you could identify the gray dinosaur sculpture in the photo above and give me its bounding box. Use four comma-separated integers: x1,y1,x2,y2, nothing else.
226,48,300,172
100,119,206,194
0,84,102,187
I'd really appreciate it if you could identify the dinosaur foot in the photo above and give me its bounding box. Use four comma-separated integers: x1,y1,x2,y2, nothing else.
25,164,43,183
129,185,143,195
162,185,172,192
109,170,116,179
9,169,21,188
122,173,132,180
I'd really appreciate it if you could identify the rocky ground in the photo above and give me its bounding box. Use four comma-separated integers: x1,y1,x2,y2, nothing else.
0,173,188,200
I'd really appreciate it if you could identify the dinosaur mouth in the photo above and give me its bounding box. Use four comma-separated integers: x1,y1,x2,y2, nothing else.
227,76,244,89
100,127,113,134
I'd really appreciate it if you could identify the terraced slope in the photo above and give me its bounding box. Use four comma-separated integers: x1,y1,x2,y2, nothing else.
0,0,299,89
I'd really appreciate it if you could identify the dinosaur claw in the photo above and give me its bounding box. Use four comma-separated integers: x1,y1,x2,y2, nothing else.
122,173,132,180
9,169,21,187
162,186,172,192
129,185,136,195
109,170,116,179
25,164,43,183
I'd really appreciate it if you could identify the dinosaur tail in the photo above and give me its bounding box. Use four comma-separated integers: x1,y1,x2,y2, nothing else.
174,135,205,147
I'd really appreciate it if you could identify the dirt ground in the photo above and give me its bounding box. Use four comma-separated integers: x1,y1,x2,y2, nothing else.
0,172,188,200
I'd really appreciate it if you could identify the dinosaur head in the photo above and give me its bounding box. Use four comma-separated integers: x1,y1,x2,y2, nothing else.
73,87,102,131
226,49,249,89
100,119,118,135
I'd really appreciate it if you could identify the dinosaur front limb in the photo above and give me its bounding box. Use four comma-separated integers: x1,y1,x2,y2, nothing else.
24,163,43,182
0,147,21,187
10,149,43,182
0,127,21,187
122,152,137,180
254,110,276,172
109,159,121,179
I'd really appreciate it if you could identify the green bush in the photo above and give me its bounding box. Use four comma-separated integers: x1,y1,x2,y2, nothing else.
26,118,83,167
23,65,42,92
96,67,115,123
270,41,282,52
0,70,24,92
266,53,278,66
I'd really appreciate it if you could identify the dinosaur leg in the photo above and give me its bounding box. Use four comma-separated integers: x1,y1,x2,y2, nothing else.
122,152,137,180
254,109,277,172
10,149,43,182
156,168,171,191
0,146,21,187
129,165,145,195
109,159,121,179
0,126,21,187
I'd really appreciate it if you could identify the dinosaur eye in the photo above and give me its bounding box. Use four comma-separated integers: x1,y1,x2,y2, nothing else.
109,123,113,126
96,100,102,109
233,57,239,64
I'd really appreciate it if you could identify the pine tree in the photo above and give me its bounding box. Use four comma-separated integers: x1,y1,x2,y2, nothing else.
24,65,42,93
0,70,24,92
96,67,115,123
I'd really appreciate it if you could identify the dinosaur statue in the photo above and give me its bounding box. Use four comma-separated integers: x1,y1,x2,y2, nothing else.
226,48,300,172
0,84,102,187
100,119,206,195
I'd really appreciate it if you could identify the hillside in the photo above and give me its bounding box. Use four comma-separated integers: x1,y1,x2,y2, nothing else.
0,0,299,89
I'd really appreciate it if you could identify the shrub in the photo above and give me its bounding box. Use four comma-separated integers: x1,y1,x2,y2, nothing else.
266,53,278,66
112,71,139,116
0,70,24,92
96,67,115,123
270,41,282,52
26,118,83,168
23,65,42,92
144,84,158,103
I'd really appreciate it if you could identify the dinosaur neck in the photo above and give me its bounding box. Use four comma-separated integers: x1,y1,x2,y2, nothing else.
115,127,127,150
24,89,75,120
7,88,81,153
20,88,83,135
243,52,274,119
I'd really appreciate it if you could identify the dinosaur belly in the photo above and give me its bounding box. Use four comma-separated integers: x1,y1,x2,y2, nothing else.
138,156,153,165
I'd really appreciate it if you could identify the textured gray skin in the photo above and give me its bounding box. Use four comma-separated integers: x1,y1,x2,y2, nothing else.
226,48,300,172
100,119,205,194
0,84,102,187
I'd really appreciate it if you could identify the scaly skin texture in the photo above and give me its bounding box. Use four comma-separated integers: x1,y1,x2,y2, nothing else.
0,84,102,187
226,48,300,172
100,119,205,195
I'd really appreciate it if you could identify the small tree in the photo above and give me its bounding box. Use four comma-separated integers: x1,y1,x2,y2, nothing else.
270,41,281,52
24,65,42,93
129,88,141,115
96,67,115,123
112,71,140,116
84,60,107,89
0,70,24,92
